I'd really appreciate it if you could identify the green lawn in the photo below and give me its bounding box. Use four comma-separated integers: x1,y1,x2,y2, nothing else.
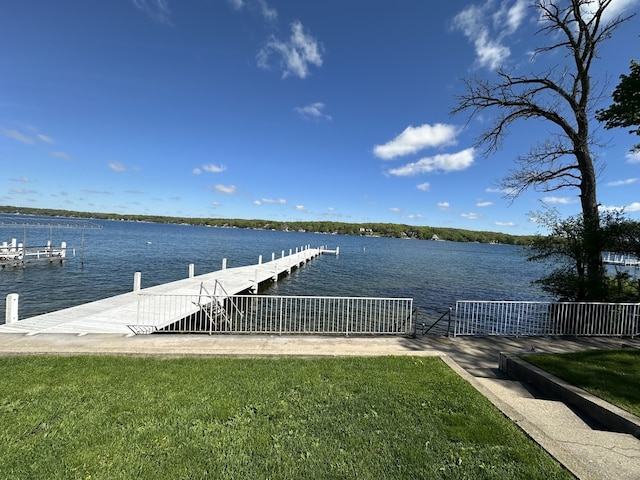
524,348,640,417
0,356,572,480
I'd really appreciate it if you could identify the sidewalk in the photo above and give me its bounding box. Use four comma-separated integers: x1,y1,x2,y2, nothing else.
1,333,639,479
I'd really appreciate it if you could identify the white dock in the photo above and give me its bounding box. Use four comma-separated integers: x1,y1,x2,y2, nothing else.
603,252,640,267
1,246,328,336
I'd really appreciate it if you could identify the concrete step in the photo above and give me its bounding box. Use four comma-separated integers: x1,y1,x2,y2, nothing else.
477,377,640,480
552,429,640,480
476,377,539,400
509,397,594,431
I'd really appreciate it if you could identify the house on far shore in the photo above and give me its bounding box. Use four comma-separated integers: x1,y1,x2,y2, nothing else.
431,234,440,241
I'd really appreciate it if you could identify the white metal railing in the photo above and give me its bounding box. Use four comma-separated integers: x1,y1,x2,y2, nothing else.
454,301,640,337
135,294,414,335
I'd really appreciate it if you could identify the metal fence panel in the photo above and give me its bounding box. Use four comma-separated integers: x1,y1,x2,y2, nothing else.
454,301,640,337
136,294,414,335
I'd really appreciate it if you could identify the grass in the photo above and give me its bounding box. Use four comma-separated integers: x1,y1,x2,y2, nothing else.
524,348,640,417
0,356,572,480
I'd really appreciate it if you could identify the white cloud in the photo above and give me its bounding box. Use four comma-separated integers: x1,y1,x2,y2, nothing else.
389,207,401,213
373,124,460,160
295,102,332,121
202,163,227,173
476,201,493,207
485,187,517,195
10,188,36,195
227,0,244,10
461,212,479,219
262,197,286,204
256,0,277,21
10,176,31,183
437,201,450,210
607,178,637,187
132,0,171,24
499,0,528,34
257,20,323,79
495,221,516,227
215,184,237,194
626,151,640,164
38,134,54,143
83,189,112,195
387,148,474,176
109,161,126,172
417,182,430,191
581,0,640,23
193,168,202,175
51,151,72,161
451,0,528,70
542,196,576,204
599,202,640,212
2,128,33,143
252,200,261,205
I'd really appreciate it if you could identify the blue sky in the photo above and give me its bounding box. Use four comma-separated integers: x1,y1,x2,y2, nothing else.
1,0,639,235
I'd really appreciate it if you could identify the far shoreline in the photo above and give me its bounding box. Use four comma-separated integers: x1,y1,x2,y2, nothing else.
0,205,536,246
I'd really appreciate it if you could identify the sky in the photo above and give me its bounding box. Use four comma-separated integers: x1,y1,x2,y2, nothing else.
1,0,639,235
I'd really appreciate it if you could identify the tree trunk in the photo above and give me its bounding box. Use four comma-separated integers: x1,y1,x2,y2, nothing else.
578,152,604,300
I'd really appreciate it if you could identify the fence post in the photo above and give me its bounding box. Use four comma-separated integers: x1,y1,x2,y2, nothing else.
133,272,142,292
5,293,18,324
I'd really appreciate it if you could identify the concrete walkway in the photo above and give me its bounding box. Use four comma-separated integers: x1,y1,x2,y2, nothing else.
0,333,638,479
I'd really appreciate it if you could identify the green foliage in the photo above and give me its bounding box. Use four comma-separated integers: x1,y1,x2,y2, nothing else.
0,205,535,245
524,349,640,417
0,356,572,480
528,209,640,301
597,59,640,152
528,210,595,300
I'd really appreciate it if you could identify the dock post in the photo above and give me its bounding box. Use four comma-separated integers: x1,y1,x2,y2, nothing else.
189,263,195,278
222,258,227,270
133,272,142,292
271,252,275,261
258,255,262,265
251,269,258,293
61,241,67,259
5,294,18,324
281,250,285,258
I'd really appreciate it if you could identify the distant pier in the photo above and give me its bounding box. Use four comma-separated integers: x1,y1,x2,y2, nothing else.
2,245,331,335
603,252,640,267
1,238,68,268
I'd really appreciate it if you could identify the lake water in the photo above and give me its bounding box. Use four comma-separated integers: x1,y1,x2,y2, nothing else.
0,216,553,323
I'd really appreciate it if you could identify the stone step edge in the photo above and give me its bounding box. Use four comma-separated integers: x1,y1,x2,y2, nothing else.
499,352,640,440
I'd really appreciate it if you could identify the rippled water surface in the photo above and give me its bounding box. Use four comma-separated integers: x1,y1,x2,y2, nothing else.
1,217,552,321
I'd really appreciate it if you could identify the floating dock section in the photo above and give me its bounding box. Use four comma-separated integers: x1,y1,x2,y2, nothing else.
1,245,328,335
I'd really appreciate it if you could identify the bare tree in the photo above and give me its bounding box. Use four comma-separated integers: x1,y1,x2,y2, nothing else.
452,0,634,300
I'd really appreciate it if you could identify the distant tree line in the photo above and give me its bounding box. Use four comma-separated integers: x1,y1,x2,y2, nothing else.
0,205,535,246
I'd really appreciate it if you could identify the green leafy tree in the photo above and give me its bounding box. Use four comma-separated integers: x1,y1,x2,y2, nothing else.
530,208,640,301
453,0,634,300
528,210,590,301
596,60,640,152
